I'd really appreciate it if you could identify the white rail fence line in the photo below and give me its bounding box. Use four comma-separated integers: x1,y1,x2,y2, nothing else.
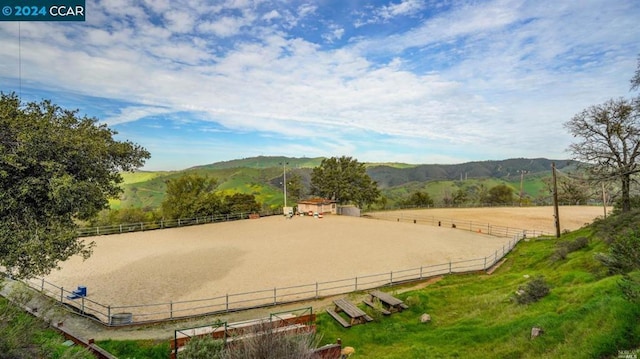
23,223,535,326
366,211,550,239
76,210,280,237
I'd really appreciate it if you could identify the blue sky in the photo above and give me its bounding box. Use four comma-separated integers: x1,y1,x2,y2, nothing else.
1,0,639,170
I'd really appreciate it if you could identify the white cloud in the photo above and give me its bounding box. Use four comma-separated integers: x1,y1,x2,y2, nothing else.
377,0,426,19
103,106,174,126
322,24,345,43
262,9,280,21
163,10,195,33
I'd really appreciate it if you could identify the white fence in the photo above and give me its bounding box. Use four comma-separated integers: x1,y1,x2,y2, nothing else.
76,211,278,237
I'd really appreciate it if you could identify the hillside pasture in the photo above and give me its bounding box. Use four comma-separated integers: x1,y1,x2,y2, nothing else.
43,206,605,317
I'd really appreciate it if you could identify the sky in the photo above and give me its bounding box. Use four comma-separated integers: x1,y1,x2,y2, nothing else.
1,0,639,171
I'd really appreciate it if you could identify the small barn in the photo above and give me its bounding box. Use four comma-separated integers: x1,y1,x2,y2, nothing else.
297,198,338,215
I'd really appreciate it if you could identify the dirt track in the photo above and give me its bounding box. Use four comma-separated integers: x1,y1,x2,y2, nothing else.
44,206,606,308
37,206,607,340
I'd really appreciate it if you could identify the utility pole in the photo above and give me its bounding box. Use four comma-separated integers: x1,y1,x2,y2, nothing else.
280,161,289,208
552,162,560,238
518,170,527,206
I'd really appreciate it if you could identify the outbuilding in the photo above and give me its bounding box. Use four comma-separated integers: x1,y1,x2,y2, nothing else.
297,198,338,215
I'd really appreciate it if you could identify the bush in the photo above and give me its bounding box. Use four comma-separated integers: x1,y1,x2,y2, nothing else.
552,237,590,261
181,336,224,359
619,272,640,303
514,275,550,305
596,229,640,274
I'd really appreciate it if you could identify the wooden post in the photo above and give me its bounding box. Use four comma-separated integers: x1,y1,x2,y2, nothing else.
552,162,561,238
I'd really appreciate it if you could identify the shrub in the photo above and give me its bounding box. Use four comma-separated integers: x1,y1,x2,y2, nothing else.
404,295,421,307
596,229,640,274
181,336,224,359
619,273,640,303
552,237,590,262
223,321,318,359
514,275,550,305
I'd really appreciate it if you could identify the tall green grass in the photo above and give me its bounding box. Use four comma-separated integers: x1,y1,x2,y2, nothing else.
0,295,94,358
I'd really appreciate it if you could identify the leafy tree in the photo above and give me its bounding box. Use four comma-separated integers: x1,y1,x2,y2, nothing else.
0,93,150,279
310,156,380,207
285,172,304,205
402,191,434,208
565,61,640,212
89,207,160,227
223,193,261,214
486,184,515,205
161,173,223,219
452,188,468,206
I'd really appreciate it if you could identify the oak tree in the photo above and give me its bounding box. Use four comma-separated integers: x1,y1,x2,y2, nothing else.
310,156,380,208
161,173,223,219
564,98,640,212
0,93,150,279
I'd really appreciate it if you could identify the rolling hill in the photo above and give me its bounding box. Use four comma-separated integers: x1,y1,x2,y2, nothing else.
113,157,581,210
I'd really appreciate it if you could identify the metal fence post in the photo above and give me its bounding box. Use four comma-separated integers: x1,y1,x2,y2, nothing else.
170,301,173,319
315,282,319,299
449,261,452,274
226,294,229,312
107,306,111,325
41,278,45,292
390,271,393,285
419,266,423,279
60,287,64,302
273,288,277,305
355,277,358,291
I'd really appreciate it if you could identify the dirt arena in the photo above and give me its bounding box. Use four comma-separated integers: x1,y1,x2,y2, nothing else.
44,206,607,308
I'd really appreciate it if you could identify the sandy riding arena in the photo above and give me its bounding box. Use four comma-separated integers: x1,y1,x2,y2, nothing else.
43,206,606,313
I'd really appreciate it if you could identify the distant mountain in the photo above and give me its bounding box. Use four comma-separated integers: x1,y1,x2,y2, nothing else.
191,156,325,170
115,157,579,210
368,158,580,189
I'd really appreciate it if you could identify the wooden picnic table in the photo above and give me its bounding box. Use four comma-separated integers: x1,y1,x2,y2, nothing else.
329,298,373,327
369,290,409,313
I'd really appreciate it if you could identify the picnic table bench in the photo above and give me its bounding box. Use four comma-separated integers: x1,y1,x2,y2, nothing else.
369,290,409,313
328,298,373,327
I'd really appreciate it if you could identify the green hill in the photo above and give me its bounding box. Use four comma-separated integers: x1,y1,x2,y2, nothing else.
113,157,580,210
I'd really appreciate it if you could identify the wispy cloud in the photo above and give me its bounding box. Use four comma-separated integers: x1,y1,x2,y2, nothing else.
0,0,638,170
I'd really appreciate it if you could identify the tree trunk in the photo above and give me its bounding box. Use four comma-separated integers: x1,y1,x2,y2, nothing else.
621,173,631,213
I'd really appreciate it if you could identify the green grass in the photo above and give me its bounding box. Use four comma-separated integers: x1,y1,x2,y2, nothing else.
0,295,94,358
315,229,640,358
96,339,170,359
